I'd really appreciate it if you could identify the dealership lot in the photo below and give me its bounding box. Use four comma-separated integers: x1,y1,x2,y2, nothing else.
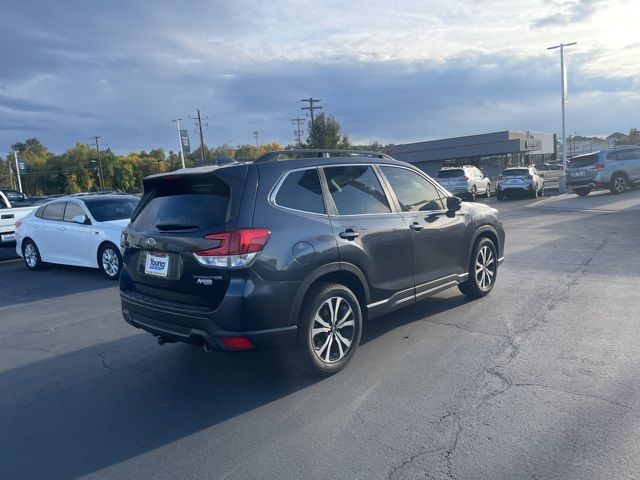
1,191,640,479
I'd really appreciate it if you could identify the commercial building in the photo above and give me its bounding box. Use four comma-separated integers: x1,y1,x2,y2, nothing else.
391,131,556,178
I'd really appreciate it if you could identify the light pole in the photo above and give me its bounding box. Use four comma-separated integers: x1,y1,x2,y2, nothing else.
547,42,577,193
171,118,186,169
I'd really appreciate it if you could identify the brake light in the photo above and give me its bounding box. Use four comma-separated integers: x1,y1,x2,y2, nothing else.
463,176,469,181
193,228,271,267
15,220,22,228
220,336,254,350
592,163,605,171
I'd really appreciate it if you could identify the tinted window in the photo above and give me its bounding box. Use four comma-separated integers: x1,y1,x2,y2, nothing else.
381,166,445,212
275,169,325,214
570,154,599,168
437,169,465,178
85,198,138,222
133,176,229,231
502,169,529,176
323,166,390,215
34,206,45,218
63,202,87,222
0,197,7,209
42,202,65,221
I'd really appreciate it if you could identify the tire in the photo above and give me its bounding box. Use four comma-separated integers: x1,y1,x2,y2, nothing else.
575,188,591,197
496,192,504,201
530,185,538,198
290,282,363,376
458,237,498,299
610,173,628,194
22,239,44,271
486,184,491,198
470,186,477,201
98,242,122,280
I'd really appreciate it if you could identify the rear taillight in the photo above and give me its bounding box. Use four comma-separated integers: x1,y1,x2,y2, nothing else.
193,228,271,268
498,176,504,181
15,220,22,228
592,163,605,171
463,176,469,181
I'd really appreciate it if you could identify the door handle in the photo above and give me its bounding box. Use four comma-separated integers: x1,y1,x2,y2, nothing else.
409,222,424,231
339,229,359,240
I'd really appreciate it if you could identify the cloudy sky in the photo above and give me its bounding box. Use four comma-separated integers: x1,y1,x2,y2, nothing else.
1,0,639,155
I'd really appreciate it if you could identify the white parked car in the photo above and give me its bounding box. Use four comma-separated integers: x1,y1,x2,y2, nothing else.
496,166,544,200
0,191,38,248
15,194,139,279
435,166,491,200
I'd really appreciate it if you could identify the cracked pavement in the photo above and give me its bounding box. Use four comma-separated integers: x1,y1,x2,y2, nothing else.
1,190,639,479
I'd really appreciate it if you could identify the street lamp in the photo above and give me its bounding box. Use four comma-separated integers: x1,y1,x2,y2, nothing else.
171,118,186,169
547,42,577,194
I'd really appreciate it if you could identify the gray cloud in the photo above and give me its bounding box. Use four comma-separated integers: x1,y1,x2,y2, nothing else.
532,0,605,28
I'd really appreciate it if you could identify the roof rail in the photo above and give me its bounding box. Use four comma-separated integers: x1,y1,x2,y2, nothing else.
254,148,395,163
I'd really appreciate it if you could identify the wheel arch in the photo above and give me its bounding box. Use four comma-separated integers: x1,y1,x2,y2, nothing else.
96,240,120,267
466,226,500,270
289,262,370,326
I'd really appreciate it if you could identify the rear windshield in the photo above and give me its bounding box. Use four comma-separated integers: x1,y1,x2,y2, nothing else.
133,175,230,232
437,169,465,178
569,154,598,168
85,198,139,222
502,169,529,176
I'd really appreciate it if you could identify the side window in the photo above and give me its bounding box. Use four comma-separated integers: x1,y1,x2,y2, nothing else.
274,169,325,214
41,202,66,221
34,206,45,218
323,165,391,215
0,197,7,209
63,202,88,222
606,151,620,161
380,166,445,212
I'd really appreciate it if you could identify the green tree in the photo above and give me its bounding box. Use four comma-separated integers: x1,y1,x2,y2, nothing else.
306,113,350,149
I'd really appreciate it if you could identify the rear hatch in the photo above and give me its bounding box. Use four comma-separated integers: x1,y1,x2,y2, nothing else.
567,154,600,182
436,169,467,187
122,166,249,309
499,169,530,185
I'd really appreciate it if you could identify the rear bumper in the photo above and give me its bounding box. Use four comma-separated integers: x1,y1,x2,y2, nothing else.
120,269,299,350
567,180,606,190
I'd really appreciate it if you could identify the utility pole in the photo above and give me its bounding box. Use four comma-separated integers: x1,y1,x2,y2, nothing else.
547,42,577,194
291,117,305,146
91,135,104,190
171,118,186,169
299,98,322,125
192,109,207,164
13,151,23,193
253,130,260,147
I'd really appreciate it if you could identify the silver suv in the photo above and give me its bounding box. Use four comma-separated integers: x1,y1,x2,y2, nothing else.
566,146,640,196
435,166,491,200
496,166,544,200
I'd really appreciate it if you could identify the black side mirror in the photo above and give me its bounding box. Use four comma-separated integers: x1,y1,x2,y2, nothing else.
447,196,462,213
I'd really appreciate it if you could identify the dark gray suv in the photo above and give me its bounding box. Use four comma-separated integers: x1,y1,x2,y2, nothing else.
120,150,505,375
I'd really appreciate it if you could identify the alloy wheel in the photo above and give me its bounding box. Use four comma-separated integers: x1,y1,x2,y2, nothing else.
24,243,38,268
102,247,120,277
311,296,356,364
475,245,495,291
614,176,627,193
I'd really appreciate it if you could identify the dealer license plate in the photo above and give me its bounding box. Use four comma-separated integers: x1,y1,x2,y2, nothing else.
145,252,169,277
1,233,16,242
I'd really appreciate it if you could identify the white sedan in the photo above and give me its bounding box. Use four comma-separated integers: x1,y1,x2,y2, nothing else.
15,194,139,279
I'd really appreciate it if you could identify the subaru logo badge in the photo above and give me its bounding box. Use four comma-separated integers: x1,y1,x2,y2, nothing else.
144,238,156,249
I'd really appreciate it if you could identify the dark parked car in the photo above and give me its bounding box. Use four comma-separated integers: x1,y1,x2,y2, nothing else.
120,150,505,375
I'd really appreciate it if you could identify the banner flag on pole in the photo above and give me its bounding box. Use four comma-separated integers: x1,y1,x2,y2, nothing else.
180,130,191,153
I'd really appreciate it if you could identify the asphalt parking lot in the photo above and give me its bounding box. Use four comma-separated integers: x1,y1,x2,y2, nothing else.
1,190,640,480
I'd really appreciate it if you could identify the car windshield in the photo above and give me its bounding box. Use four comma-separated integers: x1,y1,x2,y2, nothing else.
437,169,465,178
502,169,529,176
84,197,139,222
569,154,599,168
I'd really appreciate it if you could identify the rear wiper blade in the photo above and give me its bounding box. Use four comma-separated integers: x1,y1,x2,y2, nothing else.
155,224,199,231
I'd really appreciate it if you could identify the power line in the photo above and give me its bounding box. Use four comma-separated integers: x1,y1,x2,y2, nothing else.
291,117,305,146
299,98,322,124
